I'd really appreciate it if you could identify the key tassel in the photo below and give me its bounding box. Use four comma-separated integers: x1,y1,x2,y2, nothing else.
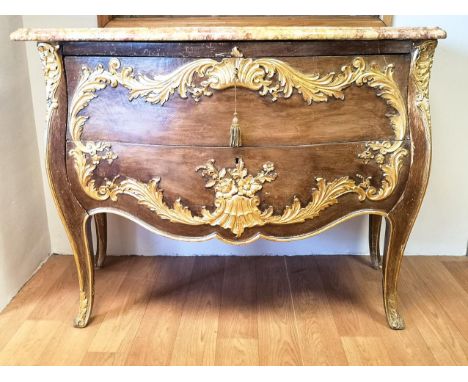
229,112,242,147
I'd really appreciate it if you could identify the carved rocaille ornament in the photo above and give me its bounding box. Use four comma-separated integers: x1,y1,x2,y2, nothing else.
68,47,408,238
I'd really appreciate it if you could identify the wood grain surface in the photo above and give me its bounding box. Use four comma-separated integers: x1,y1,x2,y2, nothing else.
0,254,466,366
104,16,389,28
62,40,413,57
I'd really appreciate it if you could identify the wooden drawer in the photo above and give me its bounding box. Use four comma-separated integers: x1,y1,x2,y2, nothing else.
64,53,410,147
66,141,410,242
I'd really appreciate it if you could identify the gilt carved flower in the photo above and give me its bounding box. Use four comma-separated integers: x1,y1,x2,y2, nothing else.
196,158,277,200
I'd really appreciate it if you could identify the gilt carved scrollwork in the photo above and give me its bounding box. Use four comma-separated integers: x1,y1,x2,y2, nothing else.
67,47,408,238
37,43,62,122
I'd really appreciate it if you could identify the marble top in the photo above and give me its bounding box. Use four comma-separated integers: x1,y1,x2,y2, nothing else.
10,26,447,42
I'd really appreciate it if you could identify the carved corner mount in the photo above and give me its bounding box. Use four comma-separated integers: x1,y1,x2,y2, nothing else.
412,40,437,129
37,42,62,123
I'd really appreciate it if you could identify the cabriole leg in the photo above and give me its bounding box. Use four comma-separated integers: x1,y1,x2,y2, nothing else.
380,40,437,330
37,42,95,328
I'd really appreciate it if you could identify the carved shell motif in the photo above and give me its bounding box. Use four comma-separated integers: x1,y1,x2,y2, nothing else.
196,159,277,236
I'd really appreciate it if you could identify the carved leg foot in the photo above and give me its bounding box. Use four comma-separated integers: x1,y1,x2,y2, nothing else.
68,214,94,328
369,214,383,269
384,289,406,330
94,213,108,269
74,289,93,328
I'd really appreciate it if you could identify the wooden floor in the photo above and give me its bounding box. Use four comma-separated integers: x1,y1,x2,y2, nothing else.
0,254,467,366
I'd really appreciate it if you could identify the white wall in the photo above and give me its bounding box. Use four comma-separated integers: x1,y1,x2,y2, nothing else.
393,16,468,256
21,16,468,257
0,16,50,310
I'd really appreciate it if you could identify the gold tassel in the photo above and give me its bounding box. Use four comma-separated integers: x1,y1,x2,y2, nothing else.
229,112,241,147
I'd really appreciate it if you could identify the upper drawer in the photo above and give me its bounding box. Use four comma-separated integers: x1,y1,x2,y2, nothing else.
64,52,410,147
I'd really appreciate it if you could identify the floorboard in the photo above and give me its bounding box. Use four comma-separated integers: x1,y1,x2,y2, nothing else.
0,254,467,366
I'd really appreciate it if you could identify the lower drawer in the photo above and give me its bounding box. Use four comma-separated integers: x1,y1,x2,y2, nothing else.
66,141,410,242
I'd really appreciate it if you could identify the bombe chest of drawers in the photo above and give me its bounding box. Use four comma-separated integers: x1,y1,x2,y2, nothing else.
11,22,446,329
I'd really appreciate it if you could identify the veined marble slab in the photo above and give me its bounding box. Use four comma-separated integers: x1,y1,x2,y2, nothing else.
10,26,447,42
